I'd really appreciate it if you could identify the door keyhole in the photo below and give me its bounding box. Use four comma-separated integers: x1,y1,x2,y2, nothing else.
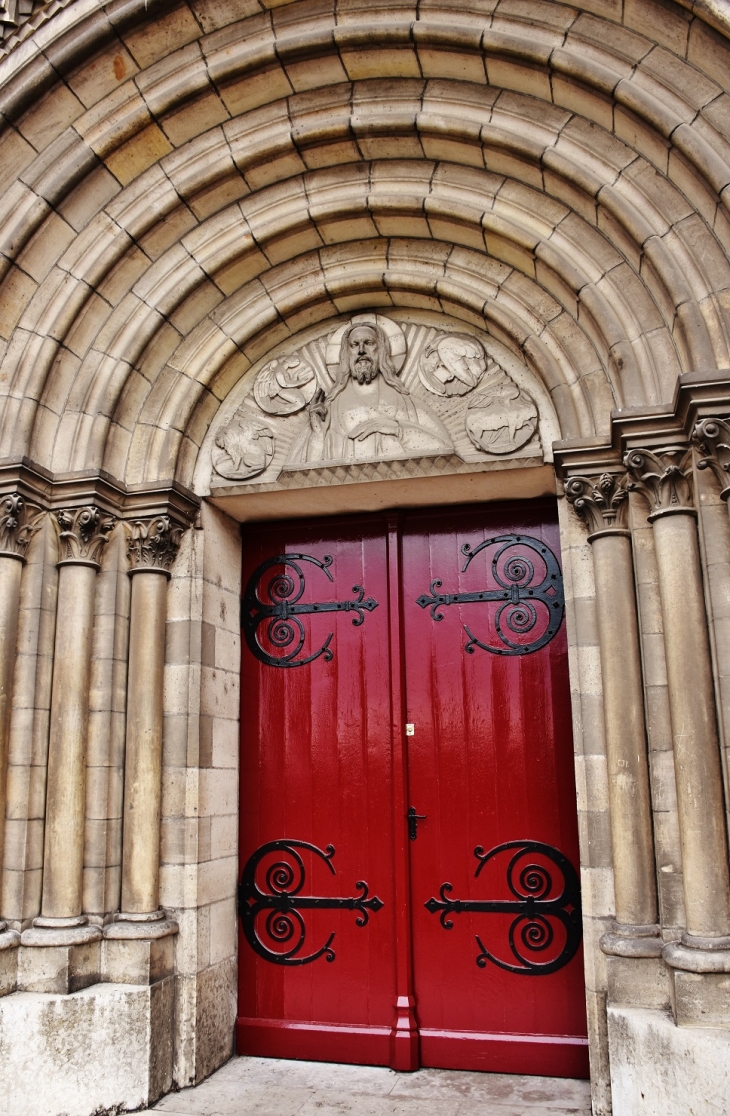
408,806,426,840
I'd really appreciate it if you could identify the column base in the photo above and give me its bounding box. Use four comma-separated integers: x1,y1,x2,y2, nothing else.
663,936,730,1026
600,922,663,957
102,934,175,986
17,939,101,994
600,924,670,1011
0,926,20,996
105,910,179,941
663,936,730,973
22,914,103,947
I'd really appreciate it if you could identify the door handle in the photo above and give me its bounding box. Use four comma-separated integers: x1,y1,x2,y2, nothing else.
407,806,426,840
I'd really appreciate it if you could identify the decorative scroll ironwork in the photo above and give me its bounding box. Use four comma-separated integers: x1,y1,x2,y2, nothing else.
425,840,582,975
416,533,564,656
238,839,384,965
242,552,378,667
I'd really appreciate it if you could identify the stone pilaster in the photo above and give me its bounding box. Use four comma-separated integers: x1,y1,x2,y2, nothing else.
22,507,115,957
625,447,730,973
106,517,184,952
565,473,660,962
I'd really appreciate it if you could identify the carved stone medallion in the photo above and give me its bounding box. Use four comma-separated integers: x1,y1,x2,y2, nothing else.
212,415,275,480
419,333,487,396
253,355,317,415
465,362,538,456
206,313,545,490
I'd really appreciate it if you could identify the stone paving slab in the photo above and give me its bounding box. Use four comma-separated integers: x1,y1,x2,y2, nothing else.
149,1056,591,1116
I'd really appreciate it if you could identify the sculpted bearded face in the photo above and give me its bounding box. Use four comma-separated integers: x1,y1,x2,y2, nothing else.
347,325,381,384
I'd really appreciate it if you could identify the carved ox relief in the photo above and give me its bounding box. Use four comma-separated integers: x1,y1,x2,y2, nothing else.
209,314,543,486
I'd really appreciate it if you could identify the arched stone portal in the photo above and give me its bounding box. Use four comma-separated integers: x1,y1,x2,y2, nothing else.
1,0,730,1111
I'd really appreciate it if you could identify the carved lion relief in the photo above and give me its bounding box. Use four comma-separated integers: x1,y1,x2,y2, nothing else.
207,313,543,488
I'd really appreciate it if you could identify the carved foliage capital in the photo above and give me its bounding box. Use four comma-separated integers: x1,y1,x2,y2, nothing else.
693,417,730,497
55,505,116,565
126,516,184,574
0,493,43,560
623,447,694,520
564,473,630,536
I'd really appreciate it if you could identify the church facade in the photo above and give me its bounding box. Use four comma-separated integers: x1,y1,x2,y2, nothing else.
1,0,730,1111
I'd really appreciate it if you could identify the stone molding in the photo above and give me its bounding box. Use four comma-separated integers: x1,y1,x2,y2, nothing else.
663,941,730,973
0,459,199,531
623,448,695,522
0,492,43,561
55,506,116,568
554,370,730,483
125,516,185,578
564,472,630,539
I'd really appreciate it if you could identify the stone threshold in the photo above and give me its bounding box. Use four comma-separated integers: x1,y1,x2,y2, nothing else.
147,1055,592,1115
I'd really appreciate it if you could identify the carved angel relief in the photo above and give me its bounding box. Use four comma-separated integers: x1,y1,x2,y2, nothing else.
253,355,317,415
210,315,541,485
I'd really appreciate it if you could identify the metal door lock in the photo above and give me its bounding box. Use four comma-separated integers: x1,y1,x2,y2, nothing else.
407,806,426,840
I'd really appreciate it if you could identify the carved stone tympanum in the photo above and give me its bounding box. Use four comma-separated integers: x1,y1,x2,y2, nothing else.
564,473,630,537
208,313,543,487
55,505,115,566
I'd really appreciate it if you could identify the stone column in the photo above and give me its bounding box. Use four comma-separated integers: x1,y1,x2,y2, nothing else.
625,447,730,975
22,506,115,951
106,517,183,954
0,495,40,969
565,473,660,961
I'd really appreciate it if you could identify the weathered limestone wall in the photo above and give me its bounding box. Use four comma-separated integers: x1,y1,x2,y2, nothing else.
557,493,613,1116
164,503,239,1087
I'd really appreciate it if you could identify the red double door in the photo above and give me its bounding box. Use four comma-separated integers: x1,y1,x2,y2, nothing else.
237,502,588,1077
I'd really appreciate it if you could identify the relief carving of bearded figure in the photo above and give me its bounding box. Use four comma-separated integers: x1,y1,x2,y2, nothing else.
286,321,453,468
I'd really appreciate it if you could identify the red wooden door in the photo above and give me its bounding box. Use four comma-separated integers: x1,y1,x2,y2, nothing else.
402,503,588,1076
237,503,587,1076
237,517,404,1065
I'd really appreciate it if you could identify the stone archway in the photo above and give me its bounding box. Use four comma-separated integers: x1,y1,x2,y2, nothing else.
1,1,730,1112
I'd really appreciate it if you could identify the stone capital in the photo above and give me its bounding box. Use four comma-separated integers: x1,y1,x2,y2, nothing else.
125,515,184,576
564,472,630,538
623,447,695,521
693,417,730,499
0,493,43,561
55,506,116,567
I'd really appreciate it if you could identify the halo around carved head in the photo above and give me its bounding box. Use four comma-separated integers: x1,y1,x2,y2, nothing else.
325,314,407,373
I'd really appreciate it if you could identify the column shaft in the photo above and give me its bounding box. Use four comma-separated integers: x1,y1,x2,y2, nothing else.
41,563,97,918
121,570,167,915
652,512,730,938
0,557,22,882
592,534,657,927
